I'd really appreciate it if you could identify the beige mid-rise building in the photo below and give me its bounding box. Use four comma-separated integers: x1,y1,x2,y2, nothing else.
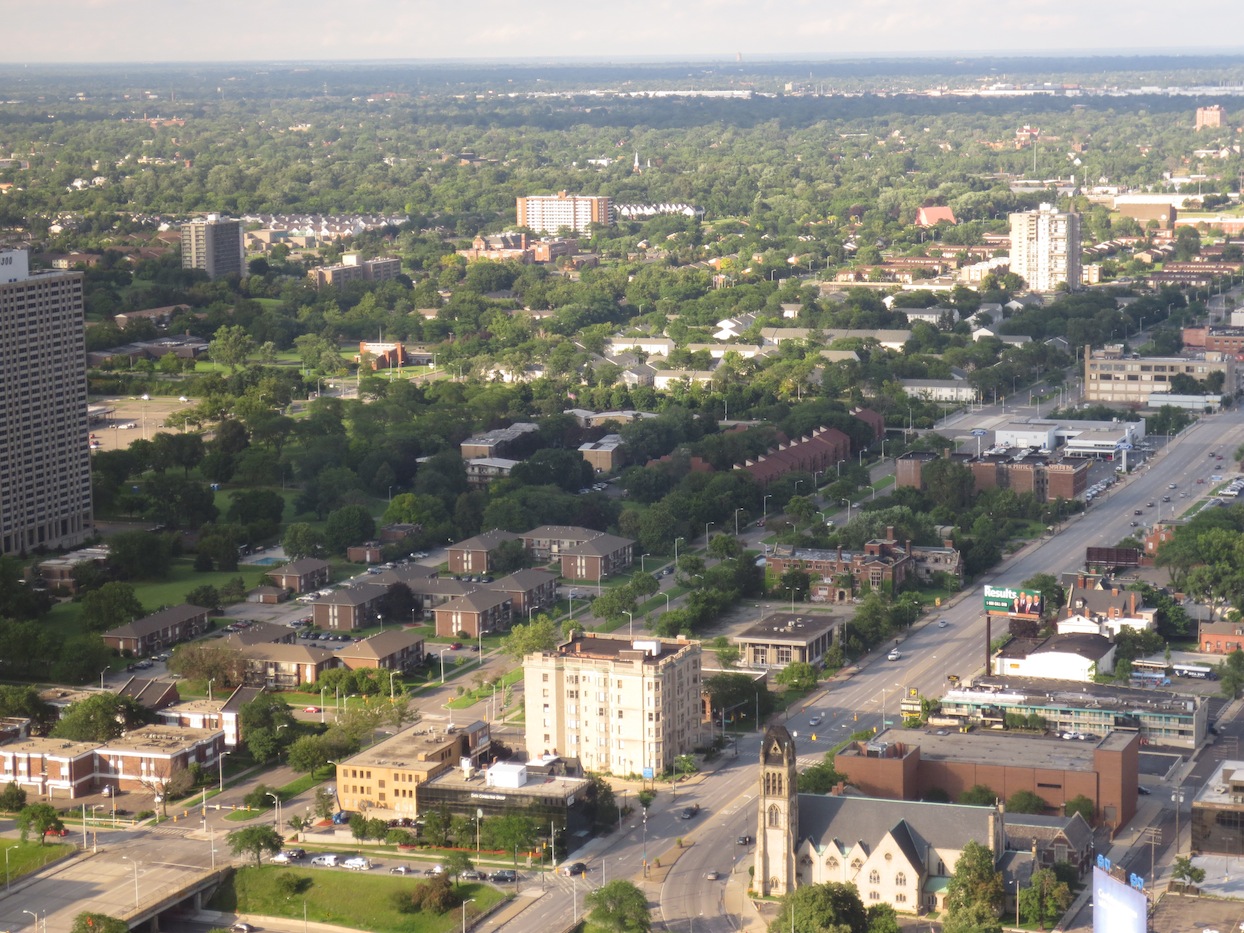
524,632,702,776
0,250,92,555
181,215,244,279
1009,203,1081,292
516,192,612,234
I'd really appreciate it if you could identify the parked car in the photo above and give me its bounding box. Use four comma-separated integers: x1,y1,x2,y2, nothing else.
343,857,372,871
460,870,488,881
561,862,588,876
390,865,414,875
424,865,444,876
311,854,338,867
450,642,463,650
303,706,320,713
490,869,518,883
270,852,293,864
231,924,255,933
737,835,753,846
282,849,305,860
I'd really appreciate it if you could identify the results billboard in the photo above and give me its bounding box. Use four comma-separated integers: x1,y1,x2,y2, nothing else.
1093,866,1147,933
983,584,1045,620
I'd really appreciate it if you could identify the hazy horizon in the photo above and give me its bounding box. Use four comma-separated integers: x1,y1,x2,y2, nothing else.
8,1,1244,66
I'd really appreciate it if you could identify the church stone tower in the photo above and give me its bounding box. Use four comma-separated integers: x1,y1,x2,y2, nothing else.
754,725,798,896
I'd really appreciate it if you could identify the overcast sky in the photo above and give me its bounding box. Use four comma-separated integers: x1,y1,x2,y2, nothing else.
8,1,1242,64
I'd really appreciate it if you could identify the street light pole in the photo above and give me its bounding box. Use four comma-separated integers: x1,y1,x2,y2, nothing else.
705,521,714,547
734,507,744,536
674,536,685,567
624,610,634,639
463,898,476,933
439,649,450,684
389,670,399,700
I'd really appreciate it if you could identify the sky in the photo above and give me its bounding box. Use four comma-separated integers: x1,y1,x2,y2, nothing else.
6,0,1243,64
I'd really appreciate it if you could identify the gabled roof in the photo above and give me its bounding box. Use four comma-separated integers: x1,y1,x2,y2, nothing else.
221,685,264,713
241,643,338,665
439,589,512,613
490,568,558,591
452,530,521,552
799,795,995,860
105,604,207,639
317,584,387,607
1005,812,1093,853
273,558,330,576
115,677,179,709
337,629,424,661
562,533,633,557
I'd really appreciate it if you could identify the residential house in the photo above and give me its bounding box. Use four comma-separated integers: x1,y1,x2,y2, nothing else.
336,629,427,672
489,568,559,616
267,558,331,595
434,589,513,638
95,725,225,794
559,532,635,582
102,604,210,656
240,643,340,687
448,530,522,575
311,583,387,631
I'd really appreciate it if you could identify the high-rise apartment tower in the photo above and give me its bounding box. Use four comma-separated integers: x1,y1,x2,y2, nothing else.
516,192,612,234
180,214,244,279
1009,203,1081,292
0,250,92,555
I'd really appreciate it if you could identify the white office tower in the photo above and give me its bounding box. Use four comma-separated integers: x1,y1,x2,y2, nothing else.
1009,203,1081,292
0,250,92,555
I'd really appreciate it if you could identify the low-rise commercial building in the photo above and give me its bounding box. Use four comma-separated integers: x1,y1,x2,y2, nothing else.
936,676,1208,750
578,435,625,473
732,612,836,671
835,728,1139,833
1191,759,1244,854
1084,344,1239,405
333,721,492,819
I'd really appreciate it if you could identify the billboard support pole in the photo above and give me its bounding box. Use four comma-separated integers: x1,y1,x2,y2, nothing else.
984,614,991,674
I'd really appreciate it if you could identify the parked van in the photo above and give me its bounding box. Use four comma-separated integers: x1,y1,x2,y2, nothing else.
343,857,372,871
311,854,338,867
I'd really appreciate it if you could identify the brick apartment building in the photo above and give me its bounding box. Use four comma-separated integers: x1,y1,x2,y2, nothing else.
448,530,521,574
268,558,331,594
102,604,211,656
896,450,1088,503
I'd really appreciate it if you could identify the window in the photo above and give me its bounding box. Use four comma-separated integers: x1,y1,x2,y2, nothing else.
895,893,907,904
895,872,907,887
868,870,880,884
825,857,839,870
868,891,880,901
767,804,781,827
851,858,862,871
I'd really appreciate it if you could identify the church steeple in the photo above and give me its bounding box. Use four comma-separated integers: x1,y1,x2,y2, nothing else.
755,725,798,896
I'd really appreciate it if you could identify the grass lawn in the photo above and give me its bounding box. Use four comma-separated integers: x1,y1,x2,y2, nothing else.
5,840,75,879
446,668,521,710
211,866,506,933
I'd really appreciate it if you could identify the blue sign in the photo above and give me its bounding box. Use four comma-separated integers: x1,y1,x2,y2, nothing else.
642,768,654,780
1118,443,1133,450
971,429,988,436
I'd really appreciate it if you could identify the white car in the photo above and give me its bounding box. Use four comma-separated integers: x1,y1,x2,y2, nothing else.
887,649,902,661
343,857,372,871
808,715,822,727
270,852,292,864
937,619,948,628
311,854,338,867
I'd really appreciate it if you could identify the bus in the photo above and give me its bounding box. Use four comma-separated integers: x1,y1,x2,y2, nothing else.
1129,670,1170,687
1172,663,1217,680
1131,658,1169,674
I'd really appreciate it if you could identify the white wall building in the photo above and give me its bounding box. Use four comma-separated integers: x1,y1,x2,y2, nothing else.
1009,203,1081,293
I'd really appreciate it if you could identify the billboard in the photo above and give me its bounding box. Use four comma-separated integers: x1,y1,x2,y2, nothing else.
1093,866,1147,933
983,584,1045,620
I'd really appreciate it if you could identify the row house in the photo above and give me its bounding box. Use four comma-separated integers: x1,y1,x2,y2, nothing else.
156,685,263,747
102,604,210,656
268,558,331,594
560,532,634,582
311,583,387,631
240,643,340,688
95,726,225,795
489,568,559,616
448,530,522,575
0,737,98,799
337,629,427,672
434,589,513,638
736,426,852,488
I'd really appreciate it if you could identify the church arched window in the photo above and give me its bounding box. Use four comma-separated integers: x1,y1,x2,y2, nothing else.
768,804,781,827
825,857,839,870
850,858,863,872
868,869,880,884
896,872,907,887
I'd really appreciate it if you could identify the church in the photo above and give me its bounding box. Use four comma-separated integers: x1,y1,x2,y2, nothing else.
753,725,1005,914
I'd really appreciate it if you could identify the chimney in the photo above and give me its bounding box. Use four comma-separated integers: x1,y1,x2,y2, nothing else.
943,447,951,459
905,539,912,556
885,525,895,541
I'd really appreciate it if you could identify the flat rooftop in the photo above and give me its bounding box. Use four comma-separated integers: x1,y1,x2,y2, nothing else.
735,612,836,643
0,736,100,758
845,726,1131,771
104,726,221,753
544,632,696,664
1194,760,1244,807
424,764,588,801
960,675,1203,716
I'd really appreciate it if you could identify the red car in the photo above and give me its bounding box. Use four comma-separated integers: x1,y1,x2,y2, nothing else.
303,706,320,713
450,642,463,650
44,827,68,837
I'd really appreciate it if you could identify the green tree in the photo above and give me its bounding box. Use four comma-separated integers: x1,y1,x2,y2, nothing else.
209,324,256,371
1018,867,1071,929
945,840,1004,924
71,914,129,933
226,825,284,867
1005,790,1047,814
798,758,846,794
585,880,652,933
1020,572,1065,615
282,522,326,560
773,881,868,933
1064,794,1095,823
865,903,901,933
1217,649,1244,698
324,504,376,554
81,582,145,635
500,615,561,659
167,642,246,687
958,784,998,806
441,850,475,887
17,802,63,843
1172,854,1206,894
774,661,818,691
0,781,26,812
51,694,148,742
